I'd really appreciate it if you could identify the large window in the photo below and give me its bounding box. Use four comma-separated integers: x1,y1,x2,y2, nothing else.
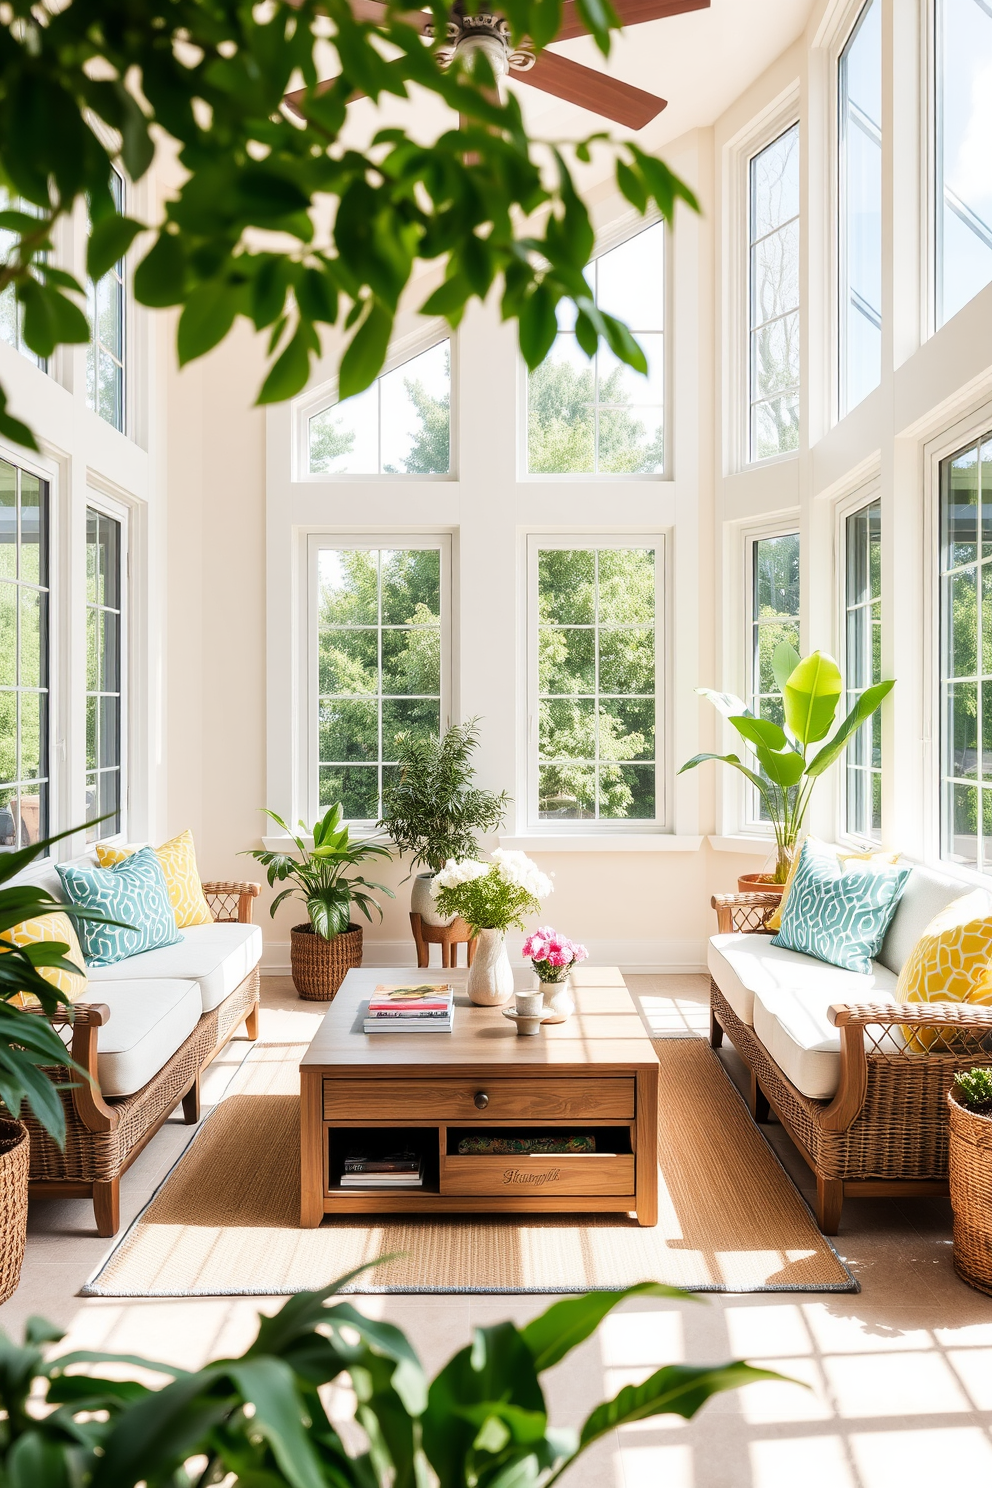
309,341,450,475
85,508,123,841
0,193,47,372
527,223,664,476
748,125,800,462
313,540,446,822
531,541,661,826
845,499,881,840
940,434,992,870
87,169,126,431
937,0,992,325
748,531,800,823
839,0,882,414
0,459,48,849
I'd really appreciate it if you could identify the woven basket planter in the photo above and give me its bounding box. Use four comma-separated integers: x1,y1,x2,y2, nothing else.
0,1118,29,1304
948,1090,992,1295
290,923,363,1001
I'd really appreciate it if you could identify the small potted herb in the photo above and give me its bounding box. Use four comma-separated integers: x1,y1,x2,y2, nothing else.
244,804,393,1000
379,719,510,927
948,1067,992,1295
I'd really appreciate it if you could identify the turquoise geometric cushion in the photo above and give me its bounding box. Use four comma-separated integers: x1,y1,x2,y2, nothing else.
57,847,181,966
771,841,910,975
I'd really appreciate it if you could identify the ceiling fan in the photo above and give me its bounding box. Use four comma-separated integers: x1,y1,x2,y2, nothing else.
285,0,710,131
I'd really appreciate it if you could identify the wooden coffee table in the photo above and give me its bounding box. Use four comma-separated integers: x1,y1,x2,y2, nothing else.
299,965,660,1227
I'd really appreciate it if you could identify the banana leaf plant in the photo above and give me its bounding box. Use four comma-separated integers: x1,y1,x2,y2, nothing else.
0,1266,789,1486
0,823,128,1147
244,803,394,939
680,645,894,882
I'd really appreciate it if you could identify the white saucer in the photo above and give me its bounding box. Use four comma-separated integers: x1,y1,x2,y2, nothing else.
501,1008,544,1034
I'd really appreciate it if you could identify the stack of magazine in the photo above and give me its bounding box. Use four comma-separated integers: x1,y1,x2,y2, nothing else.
339,1150,424,1188
363,982,454,1033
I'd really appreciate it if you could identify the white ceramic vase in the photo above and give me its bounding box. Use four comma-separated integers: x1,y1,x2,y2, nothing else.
467,928,514,1006
537,974,575,1023
410,871,456,928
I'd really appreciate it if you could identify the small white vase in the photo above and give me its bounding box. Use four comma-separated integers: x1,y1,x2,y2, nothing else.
411,872,456,928
467,928,514,1006
538,975,575,1024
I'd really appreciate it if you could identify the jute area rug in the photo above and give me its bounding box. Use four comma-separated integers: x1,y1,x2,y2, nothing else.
84,1039,856,1296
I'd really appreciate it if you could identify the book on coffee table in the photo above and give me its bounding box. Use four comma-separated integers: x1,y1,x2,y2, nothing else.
364,982,454,1033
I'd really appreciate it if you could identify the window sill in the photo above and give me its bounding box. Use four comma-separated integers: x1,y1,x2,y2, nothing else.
708,834,776,855
498,834,703,854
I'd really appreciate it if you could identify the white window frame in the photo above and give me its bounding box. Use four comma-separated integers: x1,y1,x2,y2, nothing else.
519,215,671,484
837,0,883,419
304,532,452,827
524,532,668,835
932,0,992,332
295,327,456,482
746,122,802,467
83,491,129,845
725,85,802,473
87,166,127,435
836,482,882,846
741,521,801,831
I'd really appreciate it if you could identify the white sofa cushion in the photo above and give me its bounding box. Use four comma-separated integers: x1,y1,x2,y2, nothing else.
750,976,902,1101
877,865,980,974
708,932,898,1027
87,923,262,1013
88,980,202,1097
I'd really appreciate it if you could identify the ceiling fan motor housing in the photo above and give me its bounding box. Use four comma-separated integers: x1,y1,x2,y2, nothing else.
426,11,536,76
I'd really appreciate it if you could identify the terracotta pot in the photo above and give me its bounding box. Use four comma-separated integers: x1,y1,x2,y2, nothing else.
290,922,363,1001
737,872,785,899
0,1119,29,1304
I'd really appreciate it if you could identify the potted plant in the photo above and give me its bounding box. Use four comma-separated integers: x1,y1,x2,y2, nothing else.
0,1268,784,1482
948,1067,992,1296
0,824,117,1301
432,849,552,1005
378,719,510,928
244,804,394,1001
680,645,894,889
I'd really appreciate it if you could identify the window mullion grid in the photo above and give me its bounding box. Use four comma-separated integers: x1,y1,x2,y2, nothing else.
593,548,600,820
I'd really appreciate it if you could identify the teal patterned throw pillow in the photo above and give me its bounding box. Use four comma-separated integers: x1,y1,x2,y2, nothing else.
57,847,181,966
771,841,910,975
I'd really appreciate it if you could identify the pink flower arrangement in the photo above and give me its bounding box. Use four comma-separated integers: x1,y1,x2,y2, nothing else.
522,926,589,982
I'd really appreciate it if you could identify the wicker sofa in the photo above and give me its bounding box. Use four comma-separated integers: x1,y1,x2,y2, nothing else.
709,862,992,1233
11,853,262,1236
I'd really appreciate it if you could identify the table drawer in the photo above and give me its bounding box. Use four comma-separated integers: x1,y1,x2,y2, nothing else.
440,1154,635,1197
322,1077,635,1121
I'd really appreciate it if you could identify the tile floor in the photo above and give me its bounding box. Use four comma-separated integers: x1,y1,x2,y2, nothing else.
3,973,992,1488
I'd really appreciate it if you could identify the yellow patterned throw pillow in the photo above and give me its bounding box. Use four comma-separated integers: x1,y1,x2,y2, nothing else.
765,838,901,934
898,889,992,1052
0,912,89,1008
96,829,213,928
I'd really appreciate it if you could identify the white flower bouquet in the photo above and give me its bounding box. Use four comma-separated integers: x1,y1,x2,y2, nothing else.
430,850,553,934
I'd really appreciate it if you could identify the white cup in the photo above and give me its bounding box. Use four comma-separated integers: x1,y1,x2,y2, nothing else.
515,990,544,1018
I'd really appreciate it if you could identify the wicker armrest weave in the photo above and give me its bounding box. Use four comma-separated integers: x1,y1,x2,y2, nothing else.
202,880,261,925
830,1001,992,1030
711,892,781,909
202,880,261,897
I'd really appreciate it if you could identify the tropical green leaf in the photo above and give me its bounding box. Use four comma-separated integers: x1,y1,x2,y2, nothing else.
772,639,802,695
86,214,143,281
728,718,806,787
696,687,754,721
227,1358,326,1488
522,1284,692,1374
782,651,843,746
805,679,895,779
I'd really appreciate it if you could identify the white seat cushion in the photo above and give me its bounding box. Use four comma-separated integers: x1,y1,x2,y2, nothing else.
708,933,897,1027
877,865,981,975
87,980,202,1097
750,975,903,1101
87,923,262,1013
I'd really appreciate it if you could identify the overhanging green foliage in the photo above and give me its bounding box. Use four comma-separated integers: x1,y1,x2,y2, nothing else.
0,1270,791,1484
0,0,700,450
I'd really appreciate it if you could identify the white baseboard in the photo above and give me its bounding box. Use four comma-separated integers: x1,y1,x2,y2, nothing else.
260,937,707,977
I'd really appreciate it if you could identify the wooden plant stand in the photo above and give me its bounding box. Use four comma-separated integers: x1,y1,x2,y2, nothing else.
299,965,660,1228
410,912,477,969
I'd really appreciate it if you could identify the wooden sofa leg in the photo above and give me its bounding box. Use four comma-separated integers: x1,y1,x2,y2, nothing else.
182,1077,201,1125
244,1002,259,1041
709,1009,724,1049
816,1176,844,1235
93,1178,120,1237
749,1071,770,1123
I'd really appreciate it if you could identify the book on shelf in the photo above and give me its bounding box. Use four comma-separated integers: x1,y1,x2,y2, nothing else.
339,1172,425,1188
344,1152,421,1173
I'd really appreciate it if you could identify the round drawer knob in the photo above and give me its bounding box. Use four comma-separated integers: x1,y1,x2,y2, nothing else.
474,1091,489,1110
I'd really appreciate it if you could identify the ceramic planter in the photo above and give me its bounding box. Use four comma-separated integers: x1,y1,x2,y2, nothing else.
410,872,457,928
466,928,514,1006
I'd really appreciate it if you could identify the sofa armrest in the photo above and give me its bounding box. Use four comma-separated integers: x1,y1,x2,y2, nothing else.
23,1002,119,1134
829,1001,992,1031
202,880,261,925
710,892,780,936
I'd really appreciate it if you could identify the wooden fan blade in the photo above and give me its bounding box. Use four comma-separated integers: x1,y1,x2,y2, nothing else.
283,0,433,25
512,50,666,128
284,77,366,116
554,0,709,42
